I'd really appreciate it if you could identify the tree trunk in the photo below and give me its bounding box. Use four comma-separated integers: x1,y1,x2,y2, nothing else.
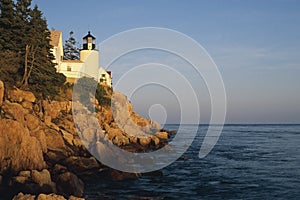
20,45,37,89
20,44,30,89
27,46,38,82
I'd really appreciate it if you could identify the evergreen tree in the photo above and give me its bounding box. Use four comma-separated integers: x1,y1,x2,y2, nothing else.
0,1,66,99
21,5,65,98
64,31,80,60
14,0,32,51
0,50,21,87
0,0,23,84
0,0,17,51
15,0,31,20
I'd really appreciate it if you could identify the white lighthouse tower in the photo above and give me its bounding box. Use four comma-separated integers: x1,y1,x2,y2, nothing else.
50,30,112,86
80,31,99,79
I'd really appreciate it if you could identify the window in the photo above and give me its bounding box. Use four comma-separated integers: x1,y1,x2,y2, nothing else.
67,66,71,71
102,74,105,77
100,77,107,83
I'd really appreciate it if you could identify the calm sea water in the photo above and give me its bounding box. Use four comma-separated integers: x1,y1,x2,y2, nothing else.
85,124,300,200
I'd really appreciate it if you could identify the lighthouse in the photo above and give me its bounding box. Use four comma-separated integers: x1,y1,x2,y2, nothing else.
80,31,99,80
50,30,112,86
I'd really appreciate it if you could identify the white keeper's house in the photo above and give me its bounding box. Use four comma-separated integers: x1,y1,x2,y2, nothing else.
50,30,112,87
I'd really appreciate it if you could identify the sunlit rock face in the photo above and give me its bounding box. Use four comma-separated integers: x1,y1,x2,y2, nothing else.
0,80,4,106
0,82,172,198
0,119,46,174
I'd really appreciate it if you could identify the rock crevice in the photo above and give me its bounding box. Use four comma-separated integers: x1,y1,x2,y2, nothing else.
0,81,174,199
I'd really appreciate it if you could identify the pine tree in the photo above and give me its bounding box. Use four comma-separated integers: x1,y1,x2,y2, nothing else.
0,50,21,87
14,0,32,51
0,1,65,98
21,5,65,98
15,0,31,20
0,0,23,85
0,0,17,51
63,31,80,60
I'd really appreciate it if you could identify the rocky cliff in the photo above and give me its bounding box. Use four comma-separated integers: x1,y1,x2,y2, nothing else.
0,80,171,199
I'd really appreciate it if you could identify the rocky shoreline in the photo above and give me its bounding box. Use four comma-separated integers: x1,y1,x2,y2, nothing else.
0,80,174,200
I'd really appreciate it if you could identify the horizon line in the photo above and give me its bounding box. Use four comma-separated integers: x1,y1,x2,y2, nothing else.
163,123,300,126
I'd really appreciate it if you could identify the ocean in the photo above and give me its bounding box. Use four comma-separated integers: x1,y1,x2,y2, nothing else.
85,124,300,199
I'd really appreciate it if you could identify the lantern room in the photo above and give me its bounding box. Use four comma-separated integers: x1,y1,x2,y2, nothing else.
82,31,96,50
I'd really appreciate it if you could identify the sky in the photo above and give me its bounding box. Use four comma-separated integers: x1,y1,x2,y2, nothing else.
32,0,300,124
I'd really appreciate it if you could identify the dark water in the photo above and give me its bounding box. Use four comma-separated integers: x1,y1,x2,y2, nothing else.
85,124,300,199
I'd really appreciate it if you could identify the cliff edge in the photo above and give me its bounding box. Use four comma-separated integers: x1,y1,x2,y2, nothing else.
0,80,171,199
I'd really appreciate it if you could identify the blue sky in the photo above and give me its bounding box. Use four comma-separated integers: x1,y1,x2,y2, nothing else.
33,0,300,124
